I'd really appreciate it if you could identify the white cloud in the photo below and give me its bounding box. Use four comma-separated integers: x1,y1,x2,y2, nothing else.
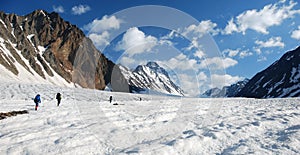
239,50,253,58
223,1,300,34
210,74,243,88
223,48,253,58
197,72,208,81
53,5,64,13
72,4,91,15
165,53,198,71
179,20,219,60
83,15,122,49
193,49,205,59
183,37,206,59
88,31,110,47
223,49,240,57
255,37,285,48
200,57,238,70
223,18,239,35
291,26,300,40
116,27,158,56
178,74,201,97
254,47,262,55
182,20,219,37
160,30,180,40
83,15,122,33
119,56,136,67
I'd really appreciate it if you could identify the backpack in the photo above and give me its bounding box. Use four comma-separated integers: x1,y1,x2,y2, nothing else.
34,95,40,103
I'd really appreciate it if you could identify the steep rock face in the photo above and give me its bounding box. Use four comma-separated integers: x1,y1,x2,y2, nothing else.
120,62,185,96
0,10,124,90
236,46,300,98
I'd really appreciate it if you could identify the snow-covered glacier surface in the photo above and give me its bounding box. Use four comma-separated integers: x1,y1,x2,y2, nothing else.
0,82,299,154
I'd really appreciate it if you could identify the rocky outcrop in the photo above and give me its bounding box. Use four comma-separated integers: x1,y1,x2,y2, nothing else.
0,110,28,120
0,10,125,91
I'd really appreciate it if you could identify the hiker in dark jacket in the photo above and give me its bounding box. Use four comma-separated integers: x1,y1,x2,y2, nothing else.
56,93,62,106
34,94,41,111
109,96,113,103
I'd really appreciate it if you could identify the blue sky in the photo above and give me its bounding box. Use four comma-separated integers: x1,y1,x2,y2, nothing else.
1,0,300,96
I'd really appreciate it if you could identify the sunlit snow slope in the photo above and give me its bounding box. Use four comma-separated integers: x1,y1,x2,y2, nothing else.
0,82,299,154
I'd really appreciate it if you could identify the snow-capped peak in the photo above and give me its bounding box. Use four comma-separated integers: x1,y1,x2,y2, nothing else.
120,62,184,96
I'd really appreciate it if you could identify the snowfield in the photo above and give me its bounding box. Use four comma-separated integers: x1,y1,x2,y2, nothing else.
0,82,299,155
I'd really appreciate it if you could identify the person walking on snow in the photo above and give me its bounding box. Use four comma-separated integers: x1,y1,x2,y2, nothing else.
56,93,62,106
109,96,113,103
34,94,41,111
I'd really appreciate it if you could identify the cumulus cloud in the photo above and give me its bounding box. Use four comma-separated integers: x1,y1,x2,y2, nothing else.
223,1,300,34
253,47,262,55
182,20,219,37
255,37,285,48
83,15,122,48
210,74,243,88
72,4,91,15
165,53,198,71
222,18,239,35
83,15,122,33
179,20,220,60
88,31,110,47
239,50,253,58
116,27,158,56
223,48,253,58
53,5,64,13
199,57,238,70
223,49,240,57
291,26,300,40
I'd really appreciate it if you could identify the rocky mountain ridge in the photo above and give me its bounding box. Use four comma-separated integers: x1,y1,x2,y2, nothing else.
236,46,300,98
0,10,126,91
202,79,249,98
120,62,185,96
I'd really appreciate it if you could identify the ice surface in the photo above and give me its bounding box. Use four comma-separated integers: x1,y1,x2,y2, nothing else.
0,82,299,154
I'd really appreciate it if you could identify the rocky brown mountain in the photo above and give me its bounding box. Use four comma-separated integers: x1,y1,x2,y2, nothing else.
0,10,127,91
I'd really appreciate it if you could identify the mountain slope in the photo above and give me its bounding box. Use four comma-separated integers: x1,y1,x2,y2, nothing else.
202,79,249,98
0,10,126,91
120,62,185,96
236,46,300,98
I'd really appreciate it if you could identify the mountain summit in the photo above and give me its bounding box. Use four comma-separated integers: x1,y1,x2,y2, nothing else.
0,10,126,90
120,62,185,96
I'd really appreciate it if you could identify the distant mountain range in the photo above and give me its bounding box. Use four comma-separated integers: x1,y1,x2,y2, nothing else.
203,46,300,98
120,62,185,96
202,79,249,98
